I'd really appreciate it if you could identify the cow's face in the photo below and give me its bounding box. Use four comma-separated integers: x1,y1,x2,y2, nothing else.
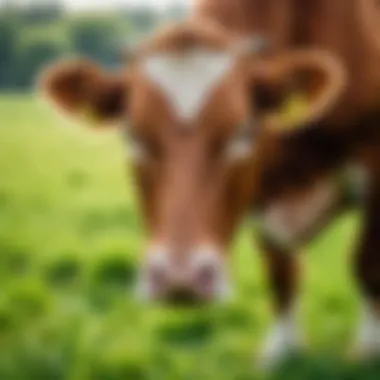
39,21,346,304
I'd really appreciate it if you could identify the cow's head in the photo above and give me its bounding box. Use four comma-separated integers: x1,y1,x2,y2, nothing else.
39,20,346,305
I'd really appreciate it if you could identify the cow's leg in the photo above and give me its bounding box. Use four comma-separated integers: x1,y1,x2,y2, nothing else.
353,173,380,357
257,237,303,368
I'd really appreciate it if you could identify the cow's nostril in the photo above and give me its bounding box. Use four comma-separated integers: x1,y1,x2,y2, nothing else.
190,247,224,299
196,263,217,290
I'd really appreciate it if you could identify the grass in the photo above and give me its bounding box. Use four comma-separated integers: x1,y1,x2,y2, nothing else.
0,95,378,379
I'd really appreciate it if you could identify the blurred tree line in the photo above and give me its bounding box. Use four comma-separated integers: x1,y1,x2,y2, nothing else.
0,1,186,91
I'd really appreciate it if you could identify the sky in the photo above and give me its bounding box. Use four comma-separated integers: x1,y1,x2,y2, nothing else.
3,0,189,11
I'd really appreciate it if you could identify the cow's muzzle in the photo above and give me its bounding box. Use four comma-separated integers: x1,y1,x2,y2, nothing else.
136,245,231,306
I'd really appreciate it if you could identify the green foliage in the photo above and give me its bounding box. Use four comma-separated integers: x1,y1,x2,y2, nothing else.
0,5,169,90
15,33,69,89
0,96,377,379
126,6,159,36
18,2,64,25
0,13,19,89
67,16,127,67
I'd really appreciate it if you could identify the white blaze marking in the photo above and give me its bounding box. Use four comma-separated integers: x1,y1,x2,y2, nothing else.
142,50,235,122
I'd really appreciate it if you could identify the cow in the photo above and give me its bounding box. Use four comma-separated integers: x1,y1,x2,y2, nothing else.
37,0,380,369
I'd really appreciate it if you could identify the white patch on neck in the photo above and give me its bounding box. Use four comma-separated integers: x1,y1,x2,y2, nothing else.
258,179,338,249
142,50,235,123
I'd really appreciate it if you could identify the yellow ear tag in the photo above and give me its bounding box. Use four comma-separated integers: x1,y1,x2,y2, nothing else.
79,104,101,128
280,93,310,131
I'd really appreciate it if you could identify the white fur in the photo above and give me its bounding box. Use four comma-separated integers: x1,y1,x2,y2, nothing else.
258,164,369,249
126,140,149,163
259,179,338,249
119,127,150,163
135,244,170,301
225,140,253,163
136,243,231,302
354,303,380,357
191,245,232,301
142,50,235,122
258,307,302,370
146,245,171,269
190,245,221,269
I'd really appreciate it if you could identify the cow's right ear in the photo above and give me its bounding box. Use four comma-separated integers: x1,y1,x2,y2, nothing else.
38,59,128,127
249,49,347,133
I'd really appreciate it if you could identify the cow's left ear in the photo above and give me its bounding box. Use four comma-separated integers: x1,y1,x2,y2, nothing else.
249,49,347,133
38,59,128,127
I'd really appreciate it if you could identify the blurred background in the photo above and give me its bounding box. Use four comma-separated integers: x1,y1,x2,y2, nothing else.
0,0,188,90
0,0,377,379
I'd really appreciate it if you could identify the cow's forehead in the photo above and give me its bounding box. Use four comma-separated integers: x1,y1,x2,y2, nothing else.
140,49,237,123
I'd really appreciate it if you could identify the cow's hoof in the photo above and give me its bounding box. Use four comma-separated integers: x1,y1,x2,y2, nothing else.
257,317,303,371
350,304,380,361
349,342,380,362
348,345,380,363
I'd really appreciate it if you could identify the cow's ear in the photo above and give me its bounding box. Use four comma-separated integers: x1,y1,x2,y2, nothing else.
250,49,347,133
38,59,128,127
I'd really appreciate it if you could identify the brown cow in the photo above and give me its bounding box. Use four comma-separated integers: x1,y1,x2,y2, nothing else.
37,0,379,369
193,0,380,367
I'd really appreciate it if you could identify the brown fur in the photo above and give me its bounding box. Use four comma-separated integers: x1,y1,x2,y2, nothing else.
259,236,301,313
359,0,380,53
39,59,127,122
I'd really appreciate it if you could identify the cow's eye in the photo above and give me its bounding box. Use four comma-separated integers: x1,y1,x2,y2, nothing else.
225,123,256,162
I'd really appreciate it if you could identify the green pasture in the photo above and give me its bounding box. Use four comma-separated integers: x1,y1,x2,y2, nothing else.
0,95,379,379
